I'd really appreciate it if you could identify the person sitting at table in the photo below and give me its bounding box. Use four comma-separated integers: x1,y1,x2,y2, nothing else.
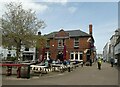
75,59,79,64
52,60,56,64
55,59,61,64
63,60,67,65
48,56,53,63
44,59,49,67
66,59,70,65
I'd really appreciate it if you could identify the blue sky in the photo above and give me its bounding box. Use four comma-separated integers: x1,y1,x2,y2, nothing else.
0,0,118,54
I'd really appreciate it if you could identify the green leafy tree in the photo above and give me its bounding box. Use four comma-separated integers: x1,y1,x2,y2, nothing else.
0,2,46,60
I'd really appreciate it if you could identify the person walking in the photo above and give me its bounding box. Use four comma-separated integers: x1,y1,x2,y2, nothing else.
97,57,102,70
110,58,114,67
114,58,117,66
90,59,92,66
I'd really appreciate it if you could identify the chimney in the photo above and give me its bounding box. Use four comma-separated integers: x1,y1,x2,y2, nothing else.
38,31,41,36
89,24,92,35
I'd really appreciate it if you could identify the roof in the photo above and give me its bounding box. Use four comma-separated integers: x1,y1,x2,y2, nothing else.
110,28,120,40
45,29,91,38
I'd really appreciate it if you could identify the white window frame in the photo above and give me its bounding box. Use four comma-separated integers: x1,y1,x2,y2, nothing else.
58,39,64,47
79,52,83,60
74,38,79,47
70,52,74,60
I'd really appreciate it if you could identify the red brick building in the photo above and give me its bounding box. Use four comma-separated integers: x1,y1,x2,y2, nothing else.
42,24,96,63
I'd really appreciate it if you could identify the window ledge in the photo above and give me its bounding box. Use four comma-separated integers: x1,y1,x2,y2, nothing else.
74,46,79,49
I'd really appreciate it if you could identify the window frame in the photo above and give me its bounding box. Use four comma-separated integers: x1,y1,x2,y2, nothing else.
74,38,79,47
46,40,50,47
70,52,74,60
58,39,64,47
25,47,29,51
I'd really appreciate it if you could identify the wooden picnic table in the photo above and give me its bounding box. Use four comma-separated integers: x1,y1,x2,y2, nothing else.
70,60,83,68
30,65,52,76
51,63,69,73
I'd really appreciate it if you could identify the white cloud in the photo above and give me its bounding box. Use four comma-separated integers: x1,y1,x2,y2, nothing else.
0,0,48,16
42,0,68,5
0,3,5,17
22,2,48,14
68,7,77,13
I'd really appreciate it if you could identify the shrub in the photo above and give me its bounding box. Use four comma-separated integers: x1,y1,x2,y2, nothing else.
6,57,17,61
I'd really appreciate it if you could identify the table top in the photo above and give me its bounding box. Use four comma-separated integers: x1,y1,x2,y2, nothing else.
30,65,47,68
70,60,83,62
51,64,64,67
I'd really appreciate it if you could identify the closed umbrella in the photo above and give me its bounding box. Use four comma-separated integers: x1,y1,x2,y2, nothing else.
38,47,45,63
63,45,66,60
41,48,45,62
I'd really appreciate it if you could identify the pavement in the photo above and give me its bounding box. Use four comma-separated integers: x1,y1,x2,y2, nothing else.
1,62,119,85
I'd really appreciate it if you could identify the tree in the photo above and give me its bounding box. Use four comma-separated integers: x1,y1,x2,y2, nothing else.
0,2,46,60
0,29,2,46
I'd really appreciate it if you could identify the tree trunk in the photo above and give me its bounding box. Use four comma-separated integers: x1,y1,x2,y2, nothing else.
16,40,21,61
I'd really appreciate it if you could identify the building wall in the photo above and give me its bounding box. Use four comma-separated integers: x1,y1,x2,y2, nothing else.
0,47,16,60
115,41,120,55
110,33,119,59
103,29,120,63
115,38,120,66
103,42,110,62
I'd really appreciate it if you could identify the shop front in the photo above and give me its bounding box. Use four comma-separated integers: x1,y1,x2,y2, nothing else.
115,42,120,67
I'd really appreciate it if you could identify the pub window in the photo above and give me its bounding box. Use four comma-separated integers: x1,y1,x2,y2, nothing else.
46,40,50,47
58,39,64,47
74,38,79,47
70,52,74,60
79,53,83,60
75,53,78,60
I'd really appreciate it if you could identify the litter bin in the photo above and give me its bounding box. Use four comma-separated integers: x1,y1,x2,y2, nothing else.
6,66,12,76
20,64,30,79
67,65,71,72
17,66,21,78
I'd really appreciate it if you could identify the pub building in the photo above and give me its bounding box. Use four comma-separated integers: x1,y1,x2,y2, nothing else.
39,24,96,64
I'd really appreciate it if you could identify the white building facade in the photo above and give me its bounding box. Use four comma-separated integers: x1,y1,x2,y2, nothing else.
103,29,120,63
114,29,120,66
0,46,16,60
0,46,36,61
103,42,110,62
21,46,36,61
109,30,119,60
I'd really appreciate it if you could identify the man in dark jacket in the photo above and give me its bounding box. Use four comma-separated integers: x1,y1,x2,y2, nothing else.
110,58,114,67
